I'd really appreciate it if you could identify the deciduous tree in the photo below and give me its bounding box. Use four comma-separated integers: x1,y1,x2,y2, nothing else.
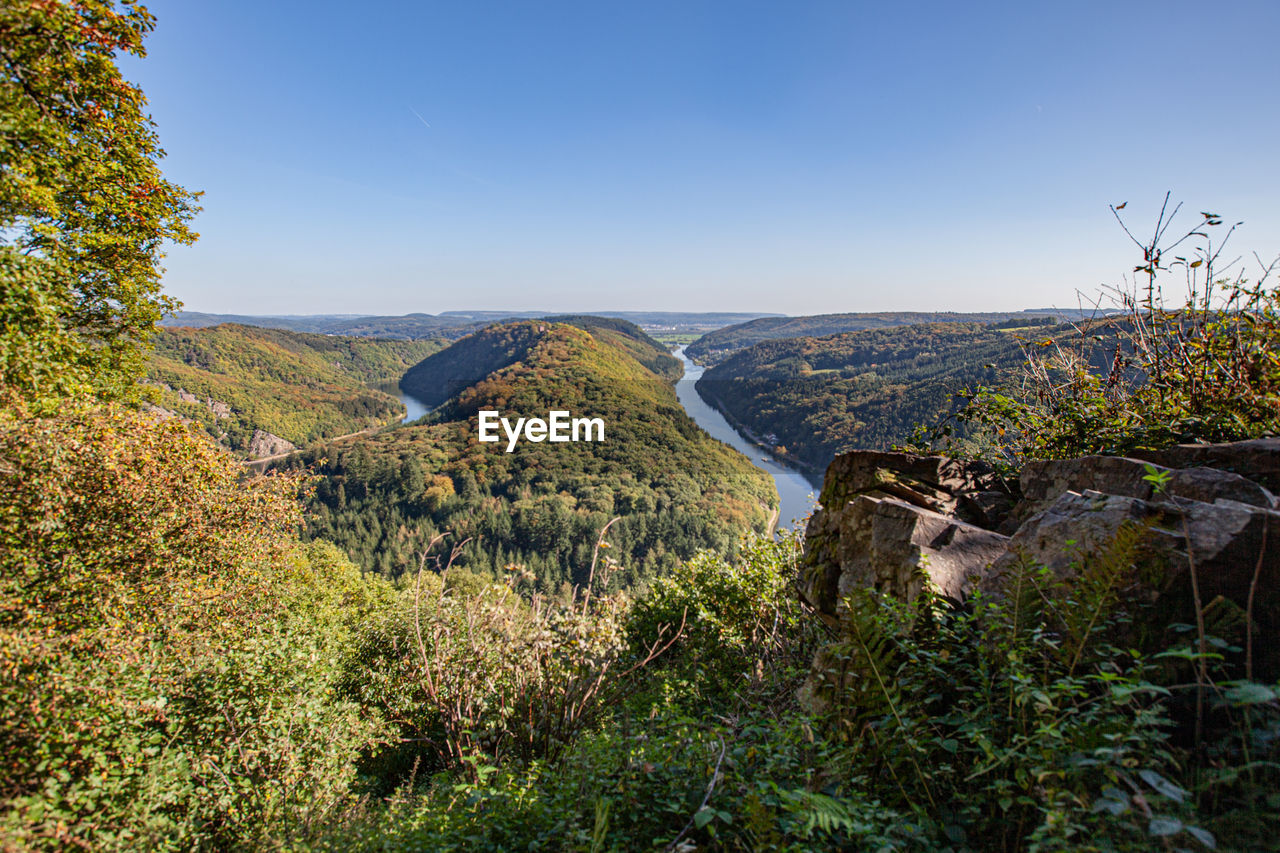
0,0,199,406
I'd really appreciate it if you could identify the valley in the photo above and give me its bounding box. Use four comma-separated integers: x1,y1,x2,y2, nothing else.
275,317,777,584
11,7,1279,848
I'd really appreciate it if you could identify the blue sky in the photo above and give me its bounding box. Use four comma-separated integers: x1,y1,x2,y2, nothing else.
124,1,1280,316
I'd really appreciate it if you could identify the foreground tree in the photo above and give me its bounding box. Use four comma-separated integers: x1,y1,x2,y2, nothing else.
0,0,198,406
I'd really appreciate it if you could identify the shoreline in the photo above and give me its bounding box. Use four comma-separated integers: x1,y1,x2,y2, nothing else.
693,382,824,488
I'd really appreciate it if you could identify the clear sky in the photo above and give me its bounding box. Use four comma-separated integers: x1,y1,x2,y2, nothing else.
122,1,1280,317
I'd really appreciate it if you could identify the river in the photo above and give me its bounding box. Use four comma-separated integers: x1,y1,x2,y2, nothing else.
673,347,818,534
397,351,820,533
399,389,433,423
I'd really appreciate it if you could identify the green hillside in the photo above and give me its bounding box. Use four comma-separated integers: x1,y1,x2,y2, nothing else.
696,321,1061,470
400,315,680,408
686,310,1067,365
541,315,682,380
293,319,776,584
147,324,446,453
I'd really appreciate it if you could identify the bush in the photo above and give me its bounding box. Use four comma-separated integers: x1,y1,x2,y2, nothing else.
952,197,1280,466
0,405,390,849
344,527,684,788
626,531,812,708
801,536,1280,852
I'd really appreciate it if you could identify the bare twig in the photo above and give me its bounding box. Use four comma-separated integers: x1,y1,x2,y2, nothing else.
582,516,621,611
663,739,728,852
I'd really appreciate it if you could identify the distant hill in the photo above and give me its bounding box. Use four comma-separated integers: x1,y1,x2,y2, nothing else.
160,312,370,333
686,310,1088,365
696,321,1068,471
289,319,776,584
163,311,483,339
146,324,445,455
164,310,782,339
439,310,782,330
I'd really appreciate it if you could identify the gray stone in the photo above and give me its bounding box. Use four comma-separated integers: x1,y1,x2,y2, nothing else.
994,489,1280,679
1133,437,1280,492
1166,466,1275,509
809,495,1009,612
1017,455,1275,524
804,450,1016,607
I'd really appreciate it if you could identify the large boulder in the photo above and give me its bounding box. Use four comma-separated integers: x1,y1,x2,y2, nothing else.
802,444,1280,685
1019,455,1275,523
1131,437,1280,492
994,489,1280,679
820,495,1009,608
802,450,1015,618
814,450,1012,525
804,450,1015,584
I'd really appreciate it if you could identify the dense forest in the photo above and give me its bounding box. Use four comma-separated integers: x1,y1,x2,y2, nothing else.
686,310,1069,365
146,324,444,453
289,318,775,584
696,321,1061,470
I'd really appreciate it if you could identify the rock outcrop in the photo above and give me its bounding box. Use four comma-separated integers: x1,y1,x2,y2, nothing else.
1132,437,1280,492
803,441,1280,681
247,429,296,459
806,495,1009,617
1018,455,1275,522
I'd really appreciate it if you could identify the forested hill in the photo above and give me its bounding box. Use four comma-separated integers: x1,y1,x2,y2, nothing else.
401,315,680,407
696,321,1061,471
541,315,681,380
687,310,1070,365
291,319,776,583
146,324,445,454
399,322,544,408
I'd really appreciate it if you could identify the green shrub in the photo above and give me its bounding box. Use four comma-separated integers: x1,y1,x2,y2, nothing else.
0,406,390,850
343,530,677,787
626,531,812,708
947,199,1280,466
804,545,1254,852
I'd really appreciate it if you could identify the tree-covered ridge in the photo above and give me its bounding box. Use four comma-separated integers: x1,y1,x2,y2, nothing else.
696,321,1059,471
295,320,776,583
147,323,444,453
398,322,545,408
400,315,679,408
686,309,1067,365
542,315,682,381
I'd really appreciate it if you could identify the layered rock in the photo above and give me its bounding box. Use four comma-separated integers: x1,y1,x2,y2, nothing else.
1018,455,1275,522
805,495,1009,620
802,441,1280,681
1132,437,1280,492
803,451,1016,616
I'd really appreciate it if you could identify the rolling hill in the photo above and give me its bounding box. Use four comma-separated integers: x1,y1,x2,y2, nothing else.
146,324,446,455
686,310,1080,365
695,321,1066,471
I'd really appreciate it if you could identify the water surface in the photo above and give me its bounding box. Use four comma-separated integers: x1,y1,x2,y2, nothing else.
399,389,433,423
673,347,818,533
